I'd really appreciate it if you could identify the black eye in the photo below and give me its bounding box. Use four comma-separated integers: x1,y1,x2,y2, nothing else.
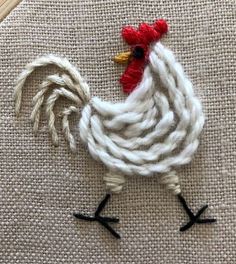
132,46,145,59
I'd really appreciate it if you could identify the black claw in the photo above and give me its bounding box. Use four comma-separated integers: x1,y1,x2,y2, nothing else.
74,194,120,239
178,194,216,232
195,205,208,218
196,218,217,224
99,216,119,223
73,213,96,221
180,221,195,232
98,219,121,239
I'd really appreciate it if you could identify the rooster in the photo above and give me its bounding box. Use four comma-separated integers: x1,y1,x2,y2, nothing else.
13,19,216,239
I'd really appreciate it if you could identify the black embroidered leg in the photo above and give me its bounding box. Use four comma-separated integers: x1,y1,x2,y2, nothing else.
177,194,216,232
73,193,120,239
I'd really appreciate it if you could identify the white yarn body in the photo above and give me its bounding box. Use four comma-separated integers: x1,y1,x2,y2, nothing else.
14,42,205,195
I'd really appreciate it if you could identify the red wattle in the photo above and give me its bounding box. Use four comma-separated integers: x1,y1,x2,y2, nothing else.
120,58,146,94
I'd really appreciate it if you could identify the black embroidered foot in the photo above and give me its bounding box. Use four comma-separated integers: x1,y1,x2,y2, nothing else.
177,194,216,232
73,193,120,239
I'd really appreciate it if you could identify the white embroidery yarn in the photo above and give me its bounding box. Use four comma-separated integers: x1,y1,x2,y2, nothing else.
14,42,204,196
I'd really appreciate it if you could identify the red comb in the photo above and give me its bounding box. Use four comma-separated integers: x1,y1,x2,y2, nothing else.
121,19,168,46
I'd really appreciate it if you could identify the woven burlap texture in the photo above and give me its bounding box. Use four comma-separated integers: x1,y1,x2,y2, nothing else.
0,0,235,263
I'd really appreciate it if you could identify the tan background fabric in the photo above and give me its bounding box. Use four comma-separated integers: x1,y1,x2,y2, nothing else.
0,0,235,263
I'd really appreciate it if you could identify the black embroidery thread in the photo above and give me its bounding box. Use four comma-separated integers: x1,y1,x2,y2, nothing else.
74,194,121,239
178,194,216,231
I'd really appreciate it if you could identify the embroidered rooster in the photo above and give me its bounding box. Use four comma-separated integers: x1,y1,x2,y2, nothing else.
13,19,216,239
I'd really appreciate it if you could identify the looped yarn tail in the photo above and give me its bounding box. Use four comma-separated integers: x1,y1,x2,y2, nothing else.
13,54,90,152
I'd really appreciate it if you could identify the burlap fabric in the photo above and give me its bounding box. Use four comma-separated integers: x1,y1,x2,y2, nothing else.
0,0,235,263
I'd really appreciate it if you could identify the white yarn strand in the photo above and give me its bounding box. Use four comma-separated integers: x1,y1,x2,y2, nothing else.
45,87,81,146
61,106,79,153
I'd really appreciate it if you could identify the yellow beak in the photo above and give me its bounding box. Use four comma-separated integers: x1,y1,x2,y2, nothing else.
113,51,131,64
